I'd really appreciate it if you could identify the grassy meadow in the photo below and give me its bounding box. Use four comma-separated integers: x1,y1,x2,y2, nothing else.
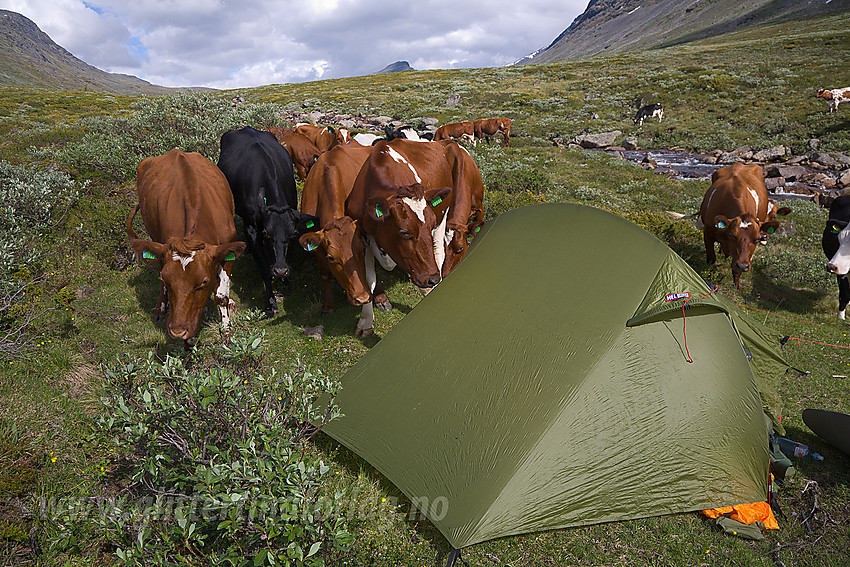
2,10,850,567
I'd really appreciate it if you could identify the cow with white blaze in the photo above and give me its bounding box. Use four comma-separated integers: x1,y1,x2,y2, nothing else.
698,162,787,288
127,149,246,349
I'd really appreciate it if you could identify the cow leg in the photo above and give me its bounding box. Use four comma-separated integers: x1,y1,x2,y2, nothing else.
316,254,336,315
214,265,236,329
704,232,717,265
246,225,278,316
838,275,849,320
356,247,378,337
372,280,392,312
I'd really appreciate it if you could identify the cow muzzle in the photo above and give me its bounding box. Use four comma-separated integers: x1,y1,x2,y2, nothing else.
412,273,441,289
273,266,290,279
827,262,846,275
167,324,196,341
733,262,750,273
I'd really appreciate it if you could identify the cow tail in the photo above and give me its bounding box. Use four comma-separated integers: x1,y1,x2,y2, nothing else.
126,202,141,240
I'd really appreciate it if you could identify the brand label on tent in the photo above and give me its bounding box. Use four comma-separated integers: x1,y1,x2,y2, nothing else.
665,293,690,302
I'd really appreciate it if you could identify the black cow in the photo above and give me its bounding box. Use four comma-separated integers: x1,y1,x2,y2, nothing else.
217,126,318,316
823,195,850,321
634,103,663,125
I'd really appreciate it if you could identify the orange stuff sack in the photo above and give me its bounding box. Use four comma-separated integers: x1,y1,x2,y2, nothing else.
701,501,779,529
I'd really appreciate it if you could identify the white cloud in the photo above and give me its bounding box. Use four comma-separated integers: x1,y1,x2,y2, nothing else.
0,0,587,88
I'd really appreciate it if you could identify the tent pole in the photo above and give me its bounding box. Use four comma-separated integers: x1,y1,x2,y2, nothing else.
445,548,468,567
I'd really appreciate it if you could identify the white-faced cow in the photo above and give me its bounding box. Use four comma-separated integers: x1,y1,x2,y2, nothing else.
823,195,850,320
473,118,511,147
344,139,484,335
698,162,789,288
127,149,246,349
217,126,318,316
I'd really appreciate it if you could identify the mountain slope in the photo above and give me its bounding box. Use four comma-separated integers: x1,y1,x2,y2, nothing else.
374,61,416,74
0,10,172,95
520,0,850,64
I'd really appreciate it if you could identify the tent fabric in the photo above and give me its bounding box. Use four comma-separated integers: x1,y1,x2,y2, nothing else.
322,203,789,549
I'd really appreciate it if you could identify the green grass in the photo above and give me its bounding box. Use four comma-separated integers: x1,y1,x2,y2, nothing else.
2,10,850,567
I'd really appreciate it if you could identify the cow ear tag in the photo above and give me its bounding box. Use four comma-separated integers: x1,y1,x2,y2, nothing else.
224,252,236,261
831,223,842,234
430,197,443,207
716,220,727,229
766,226,775,234
306,242,317,252
306,220,315,229
375,204,383,218
142,250,156,260
474,225,481,233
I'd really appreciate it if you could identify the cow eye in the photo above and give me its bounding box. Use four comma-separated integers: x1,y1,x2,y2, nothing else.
399,229,411,239
326,254,339,264
195,279,208,291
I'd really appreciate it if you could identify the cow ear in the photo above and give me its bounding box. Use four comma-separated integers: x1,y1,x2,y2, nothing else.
214,241,246,265
296,213,321,234
714,215,731,230
776,207,792,217
299,231,323,252
425,187,452,208
760,221,780,235
131,240,166,264
368,198,390,221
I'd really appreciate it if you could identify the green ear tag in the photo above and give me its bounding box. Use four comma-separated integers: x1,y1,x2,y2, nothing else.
716,221,727,229
375,204,383,218
224,252,236,261
263,197,267,204
431,197,443,207
306,220,315,229
306,242,317,252
766,226,775,234
831,223,842,234
474,226,481,233
142,250,156,260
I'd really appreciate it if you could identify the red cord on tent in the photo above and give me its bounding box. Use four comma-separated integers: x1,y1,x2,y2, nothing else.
683,286,719,363
733,303,823,326
785,336,850,350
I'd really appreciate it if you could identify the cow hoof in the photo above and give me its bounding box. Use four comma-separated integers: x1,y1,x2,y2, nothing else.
839,310,846,321
355,326,374,338
265,307,279,318
374,295,393,312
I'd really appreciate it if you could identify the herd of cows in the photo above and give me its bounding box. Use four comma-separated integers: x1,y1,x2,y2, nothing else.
125,112,850,349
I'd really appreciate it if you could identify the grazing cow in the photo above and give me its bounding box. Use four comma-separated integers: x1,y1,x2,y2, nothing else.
217,126,318,316
698,162,786,288
127,149,246,349
823,195,850,320
353,132,383,146
344,139,484,335
298,144,379,318
473,118,511,147
634,103,663,125
434,120,475,145
816,87,850,113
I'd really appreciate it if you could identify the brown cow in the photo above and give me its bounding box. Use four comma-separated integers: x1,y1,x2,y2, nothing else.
344,139,484,335
293,124,351,151
298,144,379,322
127,149,246,348
473,118,512,147
698,162,788,288
434,120,475,145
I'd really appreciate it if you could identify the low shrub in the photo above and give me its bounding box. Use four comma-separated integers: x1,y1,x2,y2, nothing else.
45,311,351,566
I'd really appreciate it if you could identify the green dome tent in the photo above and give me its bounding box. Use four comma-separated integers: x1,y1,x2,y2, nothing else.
323,203,788,551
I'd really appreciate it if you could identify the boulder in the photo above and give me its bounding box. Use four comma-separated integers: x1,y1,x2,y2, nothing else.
765,165,808,181
717,152,743,165
808,139,820,150
446,94,461,107
420,117,439,128
811,152,840,168
764,177,785,190
839,170,850,186
577,130,622,149
733,146,754,160
622,137,639,151
339,119,357,130
753,146,787,162
834,153,850,167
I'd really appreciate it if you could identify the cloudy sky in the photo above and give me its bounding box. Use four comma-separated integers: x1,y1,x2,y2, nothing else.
0,0,587,89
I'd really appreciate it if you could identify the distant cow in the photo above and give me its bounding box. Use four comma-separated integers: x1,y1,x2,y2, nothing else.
434,121,475,145
816,87,850,113
385,125,423,141
698,162,788,288
823,195,850,319
473,118,511,147
293,124,341,151
272,129,322,181
634,103,663,125
127,149,246,349
217,126,318,316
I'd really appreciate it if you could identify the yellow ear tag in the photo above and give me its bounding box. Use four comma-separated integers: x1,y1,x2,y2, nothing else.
831,223,842,234
142,250,156,260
